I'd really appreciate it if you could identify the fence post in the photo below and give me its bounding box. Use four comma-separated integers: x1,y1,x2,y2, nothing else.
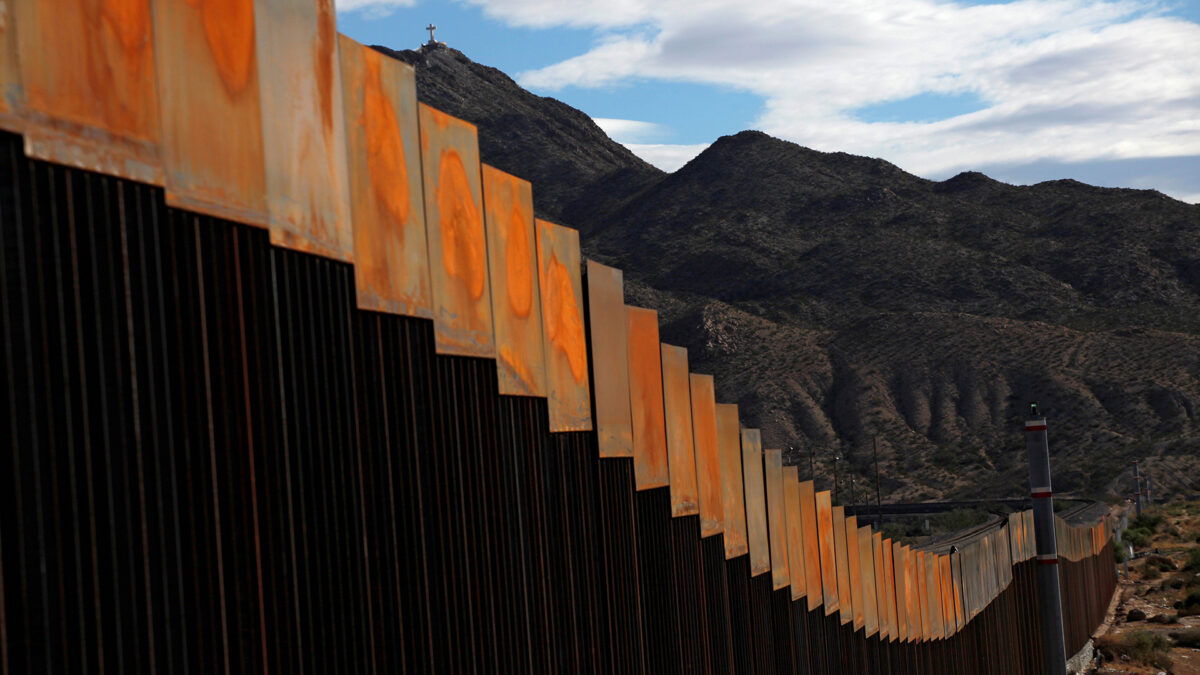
1132,461,1142,517
1025,414,1066,675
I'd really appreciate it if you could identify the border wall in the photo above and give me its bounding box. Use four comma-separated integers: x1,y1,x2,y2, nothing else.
0,2,1116,673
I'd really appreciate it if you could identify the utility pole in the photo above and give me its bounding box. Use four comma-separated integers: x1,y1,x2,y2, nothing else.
873,436,883,529
1025,407,1066,675
809,447,815,484
850,477,857,505
833,454,840,505
1147,475,1153,504
1133,460,1142,517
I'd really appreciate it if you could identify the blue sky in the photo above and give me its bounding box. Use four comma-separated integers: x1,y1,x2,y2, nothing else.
338,1,1200,203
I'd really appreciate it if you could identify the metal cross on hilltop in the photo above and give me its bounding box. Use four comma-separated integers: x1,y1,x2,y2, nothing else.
426,24,437,43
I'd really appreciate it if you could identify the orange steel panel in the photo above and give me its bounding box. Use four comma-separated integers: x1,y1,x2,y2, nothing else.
662,345,699,515
16,0,160,183
742,430,769,577
951,550,964,629
257,0,353,261
420,104,494,355
815,490,838,615
764,449,789,590
940,554,955,635
717,404,747,558
859,526,878,637
483,165,544,393
800,481,823,611
917,551,931,641
536,219,591,431
342,36,433,317
156,0,267,226
586,261,633,457
784,468,806,601
927,552,943,639
904,546,919,642
892,540,907,642
845,515,864,630
833,506,853,625
696,374,720,533
627,307,668,489
0,0,23,132
884,537,898,641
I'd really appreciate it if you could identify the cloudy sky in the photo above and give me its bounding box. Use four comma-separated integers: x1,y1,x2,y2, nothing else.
338,0,1200,204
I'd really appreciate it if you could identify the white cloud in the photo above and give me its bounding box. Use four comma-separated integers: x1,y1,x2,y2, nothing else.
592,117,668,143
463,0,1200,192
623,143,710,172
336,0,415,17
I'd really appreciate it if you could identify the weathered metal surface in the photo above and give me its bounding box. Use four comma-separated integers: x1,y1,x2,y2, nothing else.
904,545,919,642
783,468,805,601
917,550,930,641
342,36,433,317
741,430,769,577
420,104,494,355
661,345,699,515
585,261,633,457
951,549,965,632
815,490,838,615
833,505,852,625
626,307,668,489
892,540,907,642
927,552,943,639
483,165,544,393
688,374,722,536
15,0,161,182
940,553,955,635
155,0,267,226
536,218,591,431
845,514,863,629
716,404,746,559
881,535,896,641
763,449,788,590
257,0,354,261
859,526,878,637
0,0,24,131
799,481,823,611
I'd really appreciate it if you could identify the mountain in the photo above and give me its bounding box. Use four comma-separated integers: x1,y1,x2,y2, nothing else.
375,44,1200,502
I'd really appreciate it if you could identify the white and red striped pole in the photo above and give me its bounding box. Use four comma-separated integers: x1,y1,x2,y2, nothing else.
1025,414,1066,675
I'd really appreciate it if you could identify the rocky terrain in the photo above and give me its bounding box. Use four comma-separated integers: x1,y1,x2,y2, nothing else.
377,43,1200,502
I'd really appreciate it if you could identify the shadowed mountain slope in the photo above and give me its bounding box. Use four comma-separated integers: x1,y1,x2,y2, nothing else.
377,44,1200,501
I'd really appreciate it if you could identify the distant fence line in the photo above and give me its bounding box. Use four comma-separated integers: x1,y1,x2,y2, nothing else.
0,1,1115,673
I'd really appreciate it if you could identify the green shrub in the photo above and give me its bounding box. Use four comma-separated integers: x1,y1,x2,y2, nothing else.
1142,565,1161,580
1185,549,1200,572
1184,590,1200,609
1125,631,1172,668
1124,528,1150,547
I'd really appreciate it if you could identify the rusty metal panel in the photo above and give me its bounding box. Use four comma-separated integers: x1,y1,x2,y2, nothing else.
662,345,699,515
915,550,928,641
905,547,920,641
763,449,789,590
342,36,434,317
257,0,354,261
873,533,888,639
833,505,852,625
0,0,24,132
800,481,823,611
884,538,898,641
716,404,746,558
783,468,806,601
845,515,863,630
893,541,908,642
584,261,633,456
420,104,494,355
483,165,544,393
742,430,769,577
940,553,955,635
626,307,668,489
536,219,591,431
689,374,722,536
155,0,268,226
926,552,943,639
815,490,838,615
859,526,878,637
951,549,964,631
15,0,161,183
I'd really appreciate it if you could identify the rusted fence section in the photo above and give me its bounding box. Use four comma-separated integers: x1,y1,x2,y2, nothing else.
1,1,1117,673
